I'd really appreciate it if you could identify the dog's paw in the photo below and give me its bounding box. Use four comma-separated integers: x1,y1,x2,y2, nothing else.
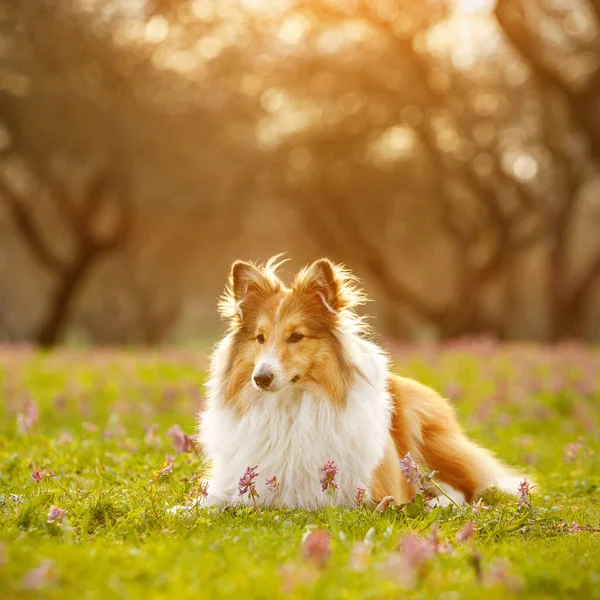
426,484,465,509
427,495,453,509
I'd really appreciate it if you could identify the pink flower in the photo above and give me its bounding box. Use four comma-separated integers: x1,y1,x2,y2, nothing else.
568,522,583,533
166,424,196,454
456,522,476,543
47,506,67,526
144,424,161,448
266,475,279,493
31,467,43,483
428,524,453,555
472,498,490,514
386,533,435,586
158,461,173,478
239,465,259,499
82,422,99,432
320,460,339,492
401,533,435,567
485,559,523,591
563,437,584,463
302,529,331,567
517,479,532,509
399,452,422,489
355,487,366,508
22,560,55,590
17,398,39,434
57,431,73,445
197,481,209,499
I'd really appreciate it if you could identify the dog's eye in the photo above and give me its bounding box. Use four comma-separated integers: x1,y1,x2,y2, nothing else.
288,332,304,344
256,334,265,344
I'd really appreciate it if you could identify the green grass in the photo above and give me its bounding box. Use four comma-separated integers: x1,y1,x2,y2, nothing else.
0,343,599,599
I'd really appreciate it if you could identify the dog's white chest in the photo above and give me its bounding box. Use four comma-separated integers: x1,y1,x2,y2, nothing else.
200,343,392,509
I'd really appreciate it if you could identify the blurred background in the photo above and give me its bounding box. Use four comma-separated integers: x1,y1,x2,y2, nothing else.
1,0,600,346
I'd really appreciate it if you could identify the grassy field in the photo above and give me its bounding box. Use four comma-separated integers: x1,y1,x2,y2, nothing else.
0,341,599,599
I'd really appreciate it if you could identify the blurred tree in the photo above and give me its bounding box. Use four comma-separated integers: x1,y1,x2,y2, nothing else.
495,0,600,339
0,128,131,346
1,0,600,344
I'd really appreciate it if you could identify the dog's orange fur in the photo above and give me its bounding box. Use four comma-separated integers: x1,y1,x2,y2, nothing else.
383,375,501,503
370,434,415,504
219,257,360,411
217,256,520,505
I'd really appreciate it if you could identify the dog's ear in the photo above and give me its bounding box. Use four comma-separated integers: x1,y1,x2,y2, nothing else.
300,258,340,314
297,258,367,315
230,261,266,303
218,259,282,321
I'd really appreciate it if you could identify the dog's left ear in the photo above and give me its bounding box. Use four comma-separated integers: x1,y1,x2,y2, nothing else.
298,258,367,315
301,258,340,313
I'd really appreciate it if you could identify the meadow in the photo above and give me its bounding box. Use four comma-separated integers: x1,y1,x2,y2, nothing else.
0,341,598,599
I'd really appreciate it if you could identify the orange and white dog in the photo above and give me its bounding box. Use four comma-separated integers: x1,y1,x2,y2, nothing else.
198,256,523,509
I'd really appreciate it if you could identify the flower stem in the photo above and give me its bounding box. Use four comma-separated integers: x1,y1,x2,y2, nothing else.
425,474,462,510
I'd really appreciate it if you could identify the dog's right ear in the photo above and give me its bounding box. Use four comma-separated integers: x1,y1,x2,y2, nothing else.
218,260,281,321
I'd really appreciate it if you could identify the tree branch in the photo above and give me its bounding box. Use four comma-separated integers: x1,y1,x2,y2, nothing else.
0,178,68,274
495,0,600,158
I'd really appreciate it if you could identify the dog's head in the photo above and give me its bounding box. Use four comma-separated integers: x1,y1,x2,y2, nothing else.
218,256,366,409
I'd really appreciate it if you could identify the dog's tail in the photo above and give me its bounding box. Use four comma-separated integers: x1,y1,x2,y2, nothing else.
389,375,529,502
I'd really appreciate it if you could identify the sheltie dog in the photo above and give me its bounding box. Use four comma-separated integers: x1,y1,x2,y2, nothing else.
198,256,524,509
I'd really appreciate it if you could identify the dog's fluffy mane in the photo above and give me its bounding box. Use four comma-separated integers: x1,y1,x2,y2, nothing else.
217,254,370,336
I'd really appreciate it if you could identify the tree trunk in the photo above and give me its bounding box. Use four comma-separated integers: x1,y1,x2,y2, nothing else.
35,253,94,347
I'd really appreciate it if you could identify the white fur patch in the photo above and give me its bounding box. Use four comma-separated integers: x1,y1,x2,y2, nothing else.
198,332,392,509
427,483,465,509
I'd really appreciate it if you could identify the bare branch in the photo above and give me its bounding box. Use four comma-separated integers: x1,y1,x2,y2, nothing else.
0,178,68,273
495,0,600,158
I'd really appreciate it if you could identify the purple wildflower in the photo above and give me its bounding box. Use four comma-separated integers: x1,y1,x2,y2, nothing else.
158,461,173,478
166,424,196,454
456,521,476,543
47,506,67,526
320,460,339,492
517,479,532,509
399,452,422,489
563,437,584,463
265,475,279,493
193,480,209,500
239,465,259,499
355,486,366,508
31,467,43,483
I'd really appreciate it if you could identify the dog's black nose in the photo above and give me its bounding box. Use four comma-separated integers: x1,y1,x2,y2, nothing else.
254,371,274,390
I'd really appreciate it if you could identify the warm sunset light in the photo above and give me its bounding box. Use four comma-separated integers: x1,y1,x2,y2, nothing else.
1,1,600,597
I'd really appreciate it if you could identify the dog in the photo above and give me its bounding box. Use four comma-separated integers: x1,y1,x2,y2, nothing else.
198,256,524,509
